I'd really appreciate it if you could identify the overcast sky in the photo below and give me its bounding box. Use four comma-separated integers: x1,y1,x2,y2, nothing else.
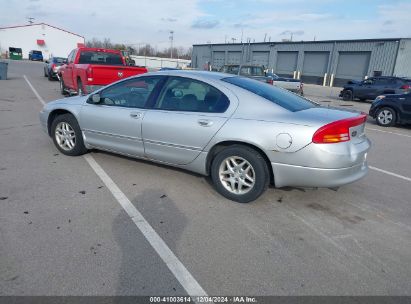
1,0,410,49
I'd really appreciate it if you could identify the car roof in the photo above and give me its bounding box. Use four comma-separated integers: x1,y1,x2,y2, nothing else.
153,70,233,81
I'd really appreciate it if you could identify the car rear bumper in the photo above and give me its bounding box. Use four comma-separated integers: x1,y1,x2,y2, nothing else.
271,160,368,188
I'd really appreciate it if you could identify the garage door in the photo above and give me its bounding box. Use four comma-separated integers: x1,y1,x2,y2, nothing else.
227,51,242,65
276,51,298,75
213,51,225,70
302,52,329,76
252,51,269,67
336,51,371,80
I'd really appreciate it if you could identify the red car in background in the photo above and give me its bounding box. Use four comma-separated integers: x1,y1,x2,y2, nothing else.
59,47,147,95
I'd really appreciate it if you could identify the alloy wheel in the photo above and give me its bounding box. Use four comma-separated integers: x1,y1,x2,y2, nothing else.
218,156,255,194
377,109,393,125
55,122,76,151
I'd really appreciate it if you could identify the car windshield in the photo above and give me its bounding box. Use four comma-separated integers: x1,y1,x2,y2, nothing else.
78,51,124,65
223,76,317,112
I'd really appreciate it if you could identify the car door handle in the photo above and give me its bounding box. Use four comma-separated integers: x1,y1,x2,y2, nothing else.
198,119,213,127
130,112,143,119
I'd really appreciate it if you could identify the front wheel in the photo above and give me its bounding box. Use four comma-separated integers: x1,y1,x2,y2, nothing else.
51,114,88,156
210,145,270,203
376,107,396,127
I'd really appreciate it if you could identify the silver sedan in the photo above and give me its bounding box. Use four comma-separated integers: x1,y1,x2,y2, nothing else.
39,70,371,203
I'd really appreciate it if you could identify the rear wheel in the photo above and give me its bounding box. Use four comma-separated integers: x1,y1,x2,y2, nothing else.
210,145,270,203
342,90,353,101
51,114,88,156
376,107,396,127
48,70,53,81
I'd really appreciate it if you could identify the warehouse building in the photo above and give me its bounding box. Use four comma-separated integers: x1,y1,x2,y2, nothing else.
192,38,411,86
0,23,85,60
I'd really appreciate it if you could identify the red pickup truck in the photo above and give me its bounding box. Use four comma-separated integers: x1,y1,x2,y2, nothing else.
59,47,147,95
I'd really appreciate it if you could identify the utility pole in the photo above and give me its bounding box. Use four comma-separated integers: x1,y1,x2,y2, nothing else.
27,17,35,24
169,30,174,59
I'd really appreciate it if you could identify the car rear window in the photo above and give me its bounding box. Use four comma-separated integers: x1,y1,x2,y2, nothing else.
33,51,42,55
222,76,317,112
78,51,123,65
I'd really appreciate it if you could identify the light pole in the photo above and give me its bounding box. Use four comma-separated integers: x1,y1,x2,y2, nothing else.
169,30,174,59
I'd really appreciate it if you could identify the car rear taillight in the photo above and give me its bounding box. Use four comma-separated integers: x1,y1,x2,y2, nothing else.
51,63,57,72
267,78,273,85
400,84,410,90
312,114,367,144
86,67,93,81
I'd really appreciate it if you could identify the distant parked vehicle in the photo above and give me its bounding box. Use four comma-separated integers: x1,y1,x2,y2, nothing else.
8,47,22,60
220,65,303,94
266,72,304,95
339,77,411,101
369,92,411,127
44,57,67,80
220,64,273,84
29,50,43,61
58,47,148,96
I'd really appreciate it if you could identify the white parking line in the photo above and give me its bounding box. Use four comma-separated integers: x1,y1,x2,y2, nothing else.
24,75,208,300
366,127,411,138
83,154,207,299
23,75,46,105
369,166,411,182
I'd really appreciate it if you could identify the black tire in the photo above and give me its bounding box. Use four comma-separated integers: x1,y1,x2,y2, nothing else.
44,68,48,77
77,79,84,96
210,145,270,203
376,107,396,127
60,77,68,96
342,90,353,101
48,70,53,81
359,98,367,102
51,114,88,156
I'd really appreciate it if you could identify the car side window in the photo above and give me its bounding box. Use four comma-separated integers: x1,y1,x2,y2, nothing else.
154,77,230,113
94,77,161,108
363,79,374,85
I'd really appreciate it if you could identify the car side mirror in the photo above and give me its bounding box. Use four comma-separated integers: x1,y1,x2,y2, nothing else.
90,94,101,104
45,60,49,64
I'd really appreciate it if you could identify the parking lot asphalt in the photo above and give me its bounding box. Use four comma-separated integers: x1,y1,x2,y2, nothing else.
1,60,410,296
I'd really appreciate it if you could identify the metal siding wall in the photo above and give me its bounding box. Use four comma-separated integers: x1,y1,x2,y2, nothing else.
394,39,411,77
192,39,401,77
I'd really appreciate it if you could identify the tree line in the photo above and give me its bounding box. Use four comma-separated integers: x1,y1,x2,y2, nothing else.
85,38,192,60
